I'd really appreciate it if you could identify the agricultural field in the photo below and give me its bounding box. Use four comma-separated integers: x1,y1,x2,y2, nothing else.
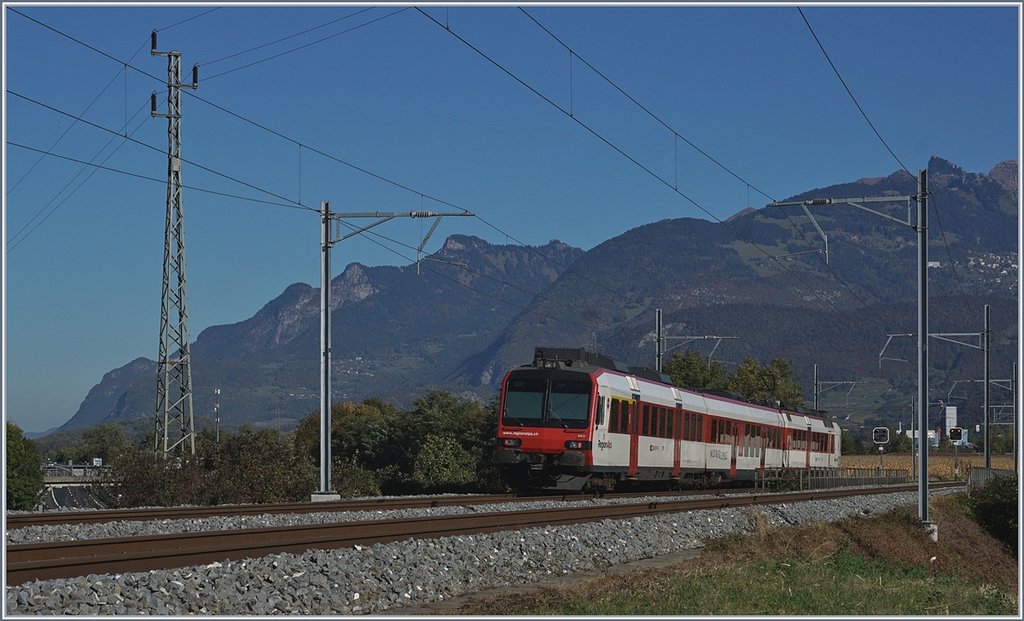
842,453,1016,480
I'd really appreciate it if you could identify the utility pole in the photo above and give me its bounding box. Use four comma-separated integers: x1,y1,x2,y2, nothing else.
771,169,932,535
312,204,473,501
983,304,990,468
882,306,996,469
214,388,221,443
813,363,859,414
655,309,663,372
910,395,916,481
151,32,199,459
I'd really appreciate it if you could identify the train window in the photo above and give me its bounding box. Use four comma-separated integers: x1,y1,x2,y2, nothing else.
595,396,605,428
668,410,675,439
617,400,627,434
682,412,690,441
643,405,651,436
658,408,667,438
503,377,546,426
609,400,619,433
549,380,592,429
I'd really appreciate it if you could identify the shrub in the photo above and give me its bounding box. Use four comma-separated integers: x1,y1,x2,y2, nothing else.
967,474,1018,556
331,456,382,498
411,434,476,490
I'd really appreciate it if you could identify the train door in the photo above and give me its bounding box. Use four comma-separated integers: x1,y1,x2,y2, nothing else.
729,421,739,478
672,408,681,478
804,425,812,470
628,400,640,478
758,425,767,475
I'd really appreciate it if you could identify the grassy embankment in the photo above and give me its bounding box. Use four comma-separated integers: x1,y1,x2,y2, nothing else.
428,492,1017,616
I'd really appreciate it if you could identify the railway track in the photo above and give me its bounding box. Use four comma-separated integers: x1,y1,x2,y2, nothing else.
5,482,963,586
5,487,750,530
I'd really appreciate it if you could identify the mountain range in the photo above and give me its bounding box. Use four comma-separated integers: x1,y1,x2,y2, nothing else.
58,156,1018,436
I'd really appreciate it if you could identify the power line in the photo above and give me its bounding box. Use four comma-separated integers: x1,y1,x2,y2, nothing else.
7,98,151,251
797,7,913,177
198,7,374,67
520,8,888,325
7,7,667,323
928,193,970,300
7,8,226,250
156,7,222,34
6,69,125,195
7,141,312,212
796,7,968,303
203,7,410,81
8,6,218,196
9,90,310,211
518,7,778,204
416,7,898,331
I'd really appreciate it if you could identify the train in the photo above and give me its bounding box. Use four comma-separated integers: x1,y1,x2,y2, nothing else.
494,347,841,491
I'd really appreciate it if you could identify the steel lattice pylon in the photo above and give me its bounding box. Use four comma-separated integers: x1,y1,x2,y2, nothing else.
152,41,197,458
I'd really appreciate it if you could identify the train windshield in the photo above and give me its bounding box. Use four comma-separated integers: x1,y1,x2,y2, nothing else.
503,372,592,429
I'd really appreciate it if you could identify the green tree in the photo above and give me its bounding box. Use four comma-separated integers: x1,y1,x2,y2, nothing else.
729,356,805,406
887,426,912,453
663,351,730,392
6,422,45,510
81,424,131,464
840,427,867,455
411,434,476,490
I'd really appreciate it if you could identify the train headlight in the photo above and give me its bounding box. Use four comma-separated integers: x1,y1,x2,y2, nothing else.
500,438,521,448
564,440,591,450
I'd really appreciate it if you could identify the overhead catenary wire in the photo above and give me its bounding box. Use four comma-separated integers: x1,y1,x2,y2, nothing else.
517,7,895,326
797,7,969,302
12,7,907,337
7,7,671,322
417,7,898,332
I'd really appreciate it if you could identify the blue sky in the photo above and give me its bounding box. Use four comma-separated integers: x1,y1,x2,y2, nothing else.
3,2,1020,433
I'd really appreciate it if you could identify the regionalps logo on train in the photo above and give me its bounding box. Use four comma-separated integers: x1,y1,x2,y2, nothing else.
493,347,840,493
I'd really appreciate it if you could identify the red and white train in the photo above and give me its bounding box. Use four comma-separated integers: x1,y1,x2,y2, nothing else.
494,347,841,491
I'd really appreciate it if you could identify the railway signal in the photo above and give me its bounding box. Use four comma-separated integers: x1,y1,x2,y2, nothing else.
948,427,963,442
872,426,889,444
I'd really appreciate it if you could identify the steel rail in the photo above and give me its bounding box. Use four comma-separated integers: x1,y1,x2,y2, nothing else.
6,482,962,586
6,488,749,529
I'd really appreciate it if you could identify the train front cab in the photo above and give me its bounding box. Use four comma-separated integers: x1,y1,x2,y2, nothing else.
494,367,596,491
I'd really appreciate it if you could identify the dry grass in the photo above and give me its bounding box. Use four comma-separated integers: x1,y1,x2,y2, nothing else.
418,493,1018,616
843,453,1016,480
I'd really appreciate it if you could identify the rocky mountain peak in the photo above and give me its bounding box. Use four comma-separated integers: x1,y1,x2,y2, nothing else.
929,156,966,177
331,262,375,309
989,160,1019,200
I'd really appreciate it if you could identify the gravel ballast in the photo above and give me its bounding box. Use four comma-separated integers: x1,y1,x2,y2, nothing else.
5,489,955,615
